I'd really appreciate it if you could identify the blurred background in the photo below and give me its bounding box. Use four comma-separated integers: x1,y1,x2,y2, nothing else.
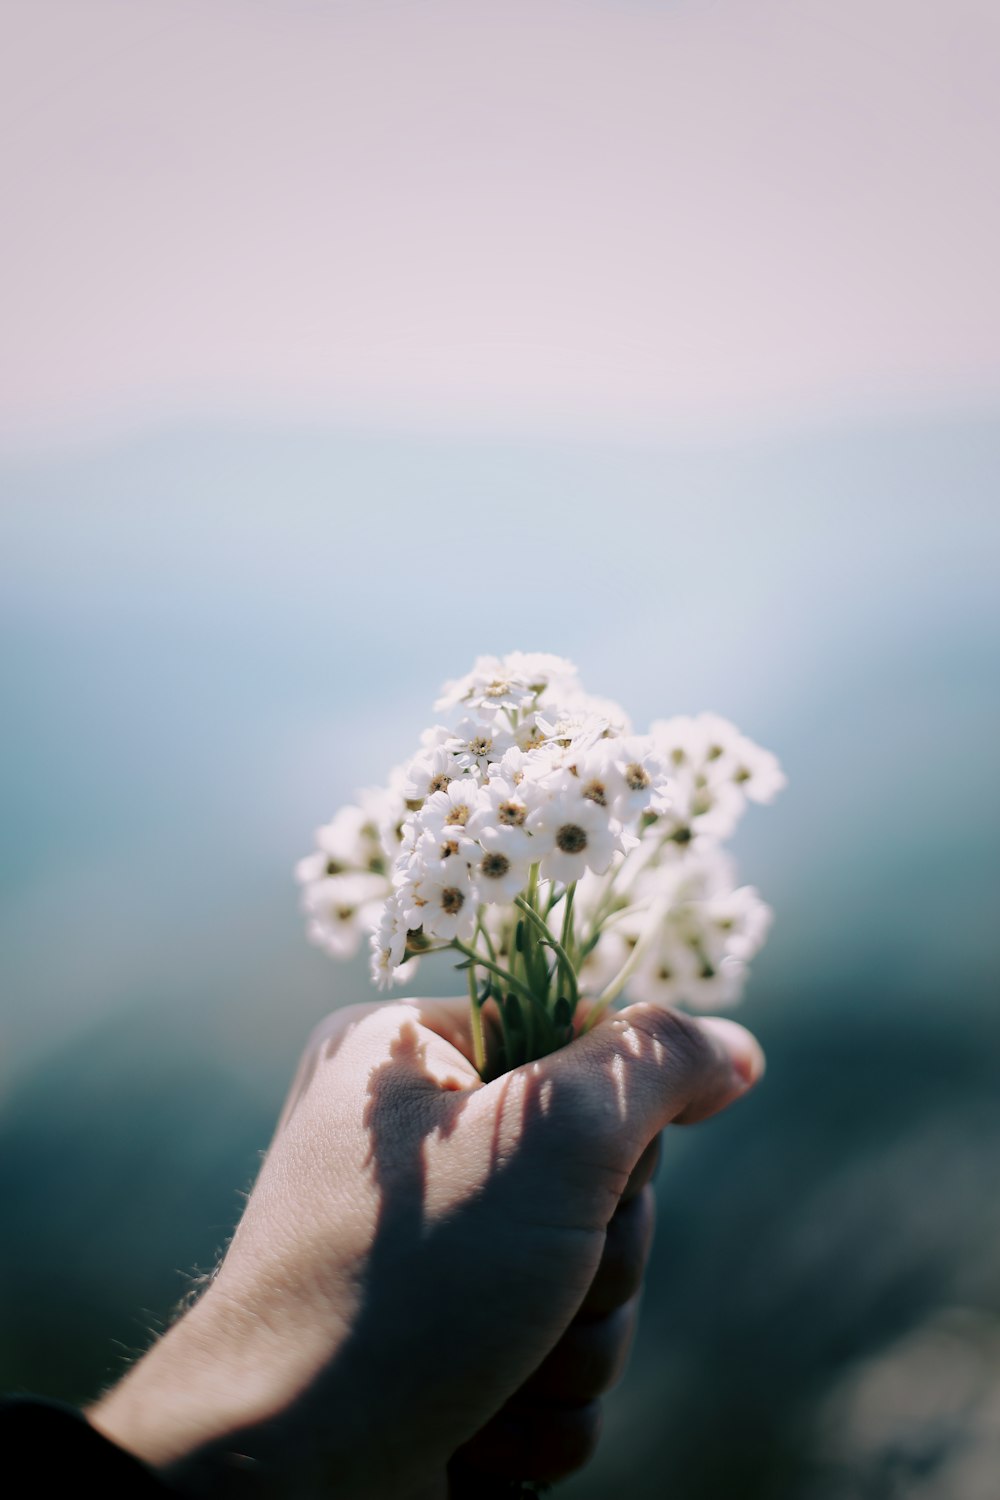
1,2,998,1496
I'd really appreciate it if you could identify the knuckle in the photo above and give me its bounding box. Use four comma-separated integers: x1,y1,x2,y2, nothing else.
623,1133,662,1200
626,1003,717,1079
582,1191,655,1314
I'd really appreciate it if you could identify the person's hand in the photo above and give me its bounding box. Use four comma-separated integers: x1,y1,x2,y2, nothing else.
89,997,764,1498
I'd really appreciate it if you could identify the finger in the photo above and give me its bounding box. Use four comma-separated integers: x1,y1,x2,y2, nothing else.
276,1002,382,1132
577,1184,656,1320
388,995,505,1081
452,1397,602,1485
519,1003,765,1160
283,1001,485,1123
521,1295,638,1402
622,1132,661,1203
376,1001,484,1092
673,1016,766,1123
395,996,486,1059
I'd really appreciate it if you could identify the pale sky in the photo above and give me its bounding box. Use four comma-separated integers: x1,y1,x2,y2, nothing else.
2,0,999,449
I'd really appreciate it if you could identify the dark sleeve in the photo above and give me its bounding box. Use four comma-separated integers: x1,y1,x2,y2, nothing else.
0,1396,173,1494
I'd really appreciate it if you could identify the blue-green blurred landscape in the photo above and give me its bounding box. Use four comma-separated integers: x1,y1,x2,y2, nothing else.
2,412,998,1496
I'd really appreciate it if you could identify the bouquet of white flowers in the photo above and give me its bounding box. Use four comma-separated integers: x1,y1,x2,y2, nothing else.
296,652,784,1079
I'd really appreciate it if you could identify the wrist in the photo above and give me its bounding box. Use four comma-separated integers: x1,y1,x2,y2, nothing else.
87,1289,300,1496
87,1285,436,1500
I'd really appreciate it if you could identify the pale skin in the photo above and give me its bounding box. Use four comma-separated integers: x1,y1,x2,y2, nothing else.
89,997,765,1497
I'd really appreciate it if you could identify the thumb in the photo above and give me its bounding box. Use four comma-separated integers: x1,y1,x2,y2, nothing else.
525,1002,765,1162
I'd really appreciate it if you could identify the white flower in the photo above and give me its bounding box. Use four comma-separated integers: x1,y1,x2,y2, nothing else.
419,724,455,750
701,884,773,964
623,853,771,1011
512,712,550,752
503,651,580,698
401,743,461,801
435,655,533,714
313,803,386,875
404,862,477,943
294,850,329,885
628,948,748,1011
471,824,534,904
562,737,669,825
650,712,739,771
302,872,386,959
642,738,751,846
647,714,785,837
606,736,670,821
361,771,411,864
390,776,484,943
436,650,581,715
420,778,486,835
370,895,417,990
671,769,746,842
466,774,529,838
487,746,531,786
526,788,620,885
447,713,515,774
408,824,479,878
534,709,615,757
565,691,632,737
727,735,787,804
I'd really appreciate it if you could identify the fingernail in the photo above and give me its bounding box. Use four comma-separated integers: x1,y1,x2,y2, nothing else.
697,1017,766,1088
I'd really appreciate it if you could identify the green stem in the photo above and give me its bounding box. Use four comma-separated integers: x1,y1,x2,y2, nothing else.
497,1004,517,1074
519,985,536,1061
560,883,577,963
475,909,497,964
526,919,551,1003
515,915,544,1055
514,896,579,1011
467,962,486,1075
452,940,540,1012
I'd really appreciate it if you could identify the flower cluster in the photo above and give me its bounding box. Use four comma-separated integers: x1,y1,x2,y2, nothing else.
296,653,784,1073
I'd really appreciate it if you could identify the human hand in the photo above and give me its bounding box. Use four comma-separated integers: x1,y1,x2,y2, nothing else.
89,997,763,1498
